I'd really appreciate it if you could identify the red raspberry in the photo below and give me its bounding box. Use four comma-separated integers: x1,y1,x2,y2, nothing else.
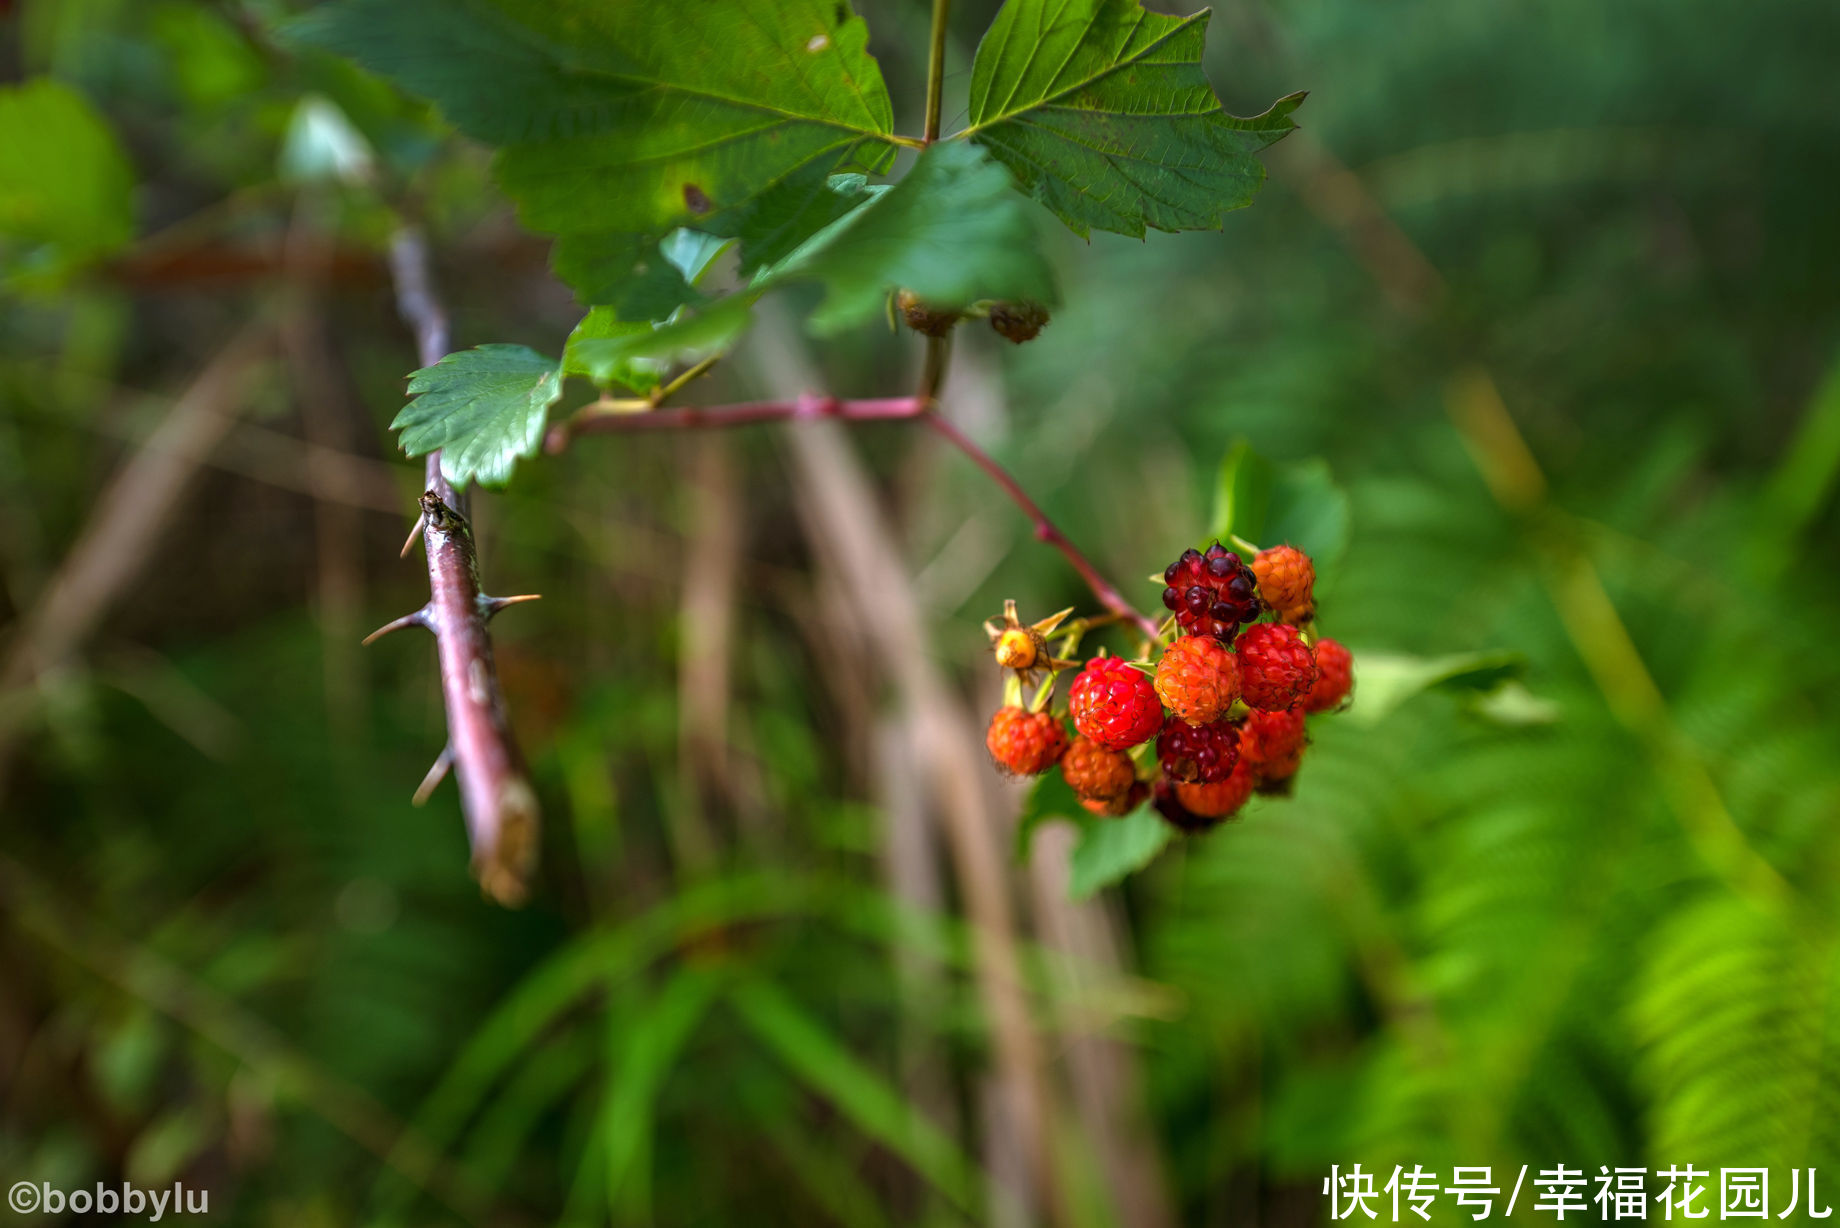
1153,635,1240,725
1060,736,1137,803
985,707,1068,776
1069,657,1162,751
1081,780,1148,818
1235,623,1318,711
1304,638,1353,713
1252,545,1316,624
1156,715,1240,784
1160,543,1260,639
1240,709,1307,772
1256,752,1303,789
1174,758,1258,820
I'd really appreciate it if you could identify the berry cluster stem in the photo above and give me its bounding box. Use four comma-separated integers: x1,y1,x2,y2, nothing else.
918,409,1163,642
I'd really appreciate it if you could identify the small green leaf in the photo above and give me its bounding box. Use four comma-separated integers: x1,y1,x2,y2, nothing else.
1342,649,1528,728
1068,804,1170,899
565,297,756,386
1264,458,1351,574
963,0,1301,238
392,344,563,489
1210,439,1274,547
0,78,135,285
563,308,667,392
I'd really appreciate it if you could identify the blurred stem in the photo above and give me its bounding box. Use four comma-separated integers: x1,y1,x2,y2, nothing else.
924,0,951,143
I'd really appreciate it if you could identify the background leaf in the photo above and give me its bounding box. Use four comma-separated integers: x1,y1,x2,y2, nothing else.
392,345,564,489
1210,439,1275,547
963,0,1300,238
1342,649,1527,726
1068,805,1171,899
0,78,135,285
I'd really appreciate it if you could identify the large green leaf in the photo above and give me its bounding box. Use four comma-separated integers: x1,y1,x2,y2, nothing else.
567,143,1056,374
0,79,135,285
392,345,564,489
963,0,1301,238
287,0,899,293
765,140,1056,333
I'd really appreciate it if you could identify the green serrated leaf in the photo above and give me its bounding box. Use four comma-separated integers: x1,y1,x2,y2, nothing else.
0,78,135,286
962,0,1301,239
1341,649,1528,728
1068,804,1171,898
1210,439,1274,547
288,0,899,298
392,345,563,489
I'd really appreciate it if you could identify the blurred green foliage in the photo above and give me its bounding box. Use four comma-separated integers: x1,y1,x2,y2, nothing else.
2,0,1839,1225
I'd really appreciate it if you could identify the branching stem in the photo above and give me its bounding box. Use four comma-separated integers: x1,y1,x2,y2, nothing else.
547,356,1163,644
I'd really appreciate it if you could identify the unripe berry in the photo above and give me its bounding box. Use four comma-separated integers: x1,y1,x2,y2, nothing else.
1304,638,1353,713
1061,736,1137,803
1252,545,1316,624
1154,635,1240,725
985,707,1068,776
1235,623,1319,711
1068,657,1162,751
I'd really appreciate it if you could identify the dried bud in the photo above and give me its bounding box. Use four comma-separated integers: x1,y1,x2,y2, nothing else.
989,300,1050,344
898,290,960,337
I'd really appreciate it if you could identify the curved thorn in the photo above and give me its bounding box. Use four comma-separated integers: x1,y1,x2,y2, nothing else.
479,593,541,620
399,508,429,559
412,745,454,806
361,608,431,646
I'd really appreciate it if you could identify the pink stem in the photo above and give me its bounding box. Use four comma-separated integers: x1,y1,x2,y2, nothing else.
546,394,924,452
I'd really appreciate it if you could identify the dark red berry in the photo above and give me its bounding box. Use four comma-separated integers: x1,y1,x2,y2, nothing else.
1156,714,1240,784
1159,542,1261,639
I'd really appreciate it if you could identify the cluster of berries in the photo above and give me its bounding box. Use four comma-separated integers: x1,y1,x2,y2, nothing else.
983,543,1353,831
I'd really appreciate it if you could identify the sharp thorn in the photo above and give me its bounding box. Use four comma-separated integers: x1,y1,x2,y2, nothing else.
399,509,428,558
480,593,541,620
362,608,430,645
412,746,454,806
